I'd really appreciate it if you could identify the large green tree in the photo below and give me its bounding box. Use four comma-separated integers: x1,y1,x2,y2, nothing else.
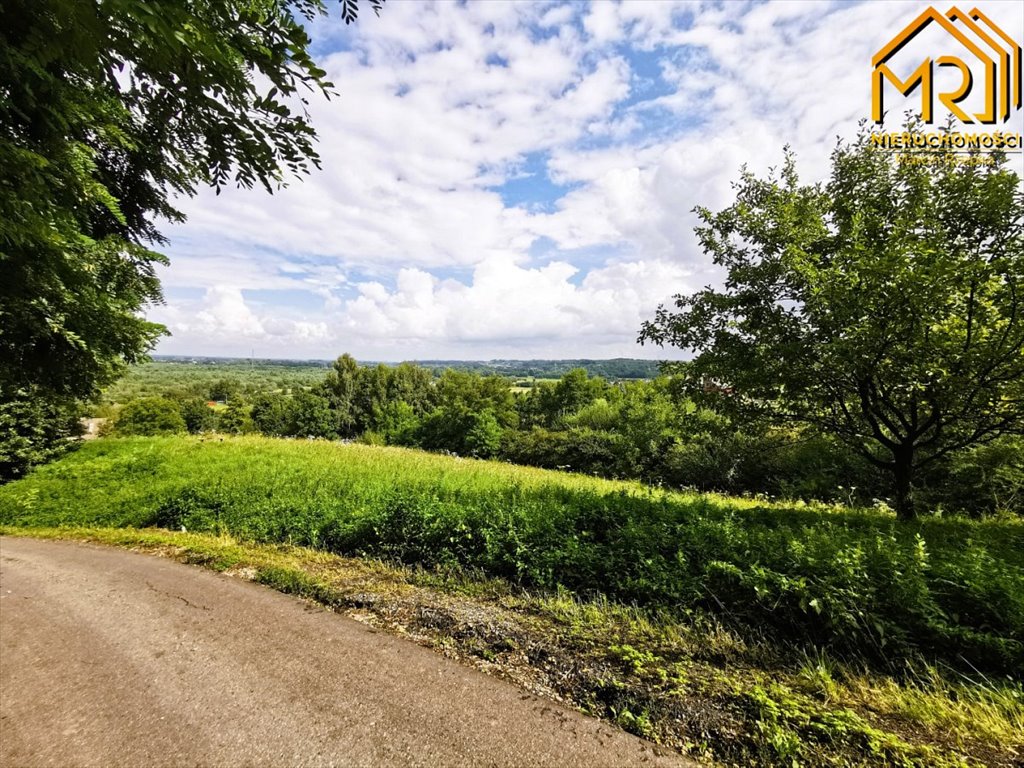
641,128,1024,519
0,0,381,477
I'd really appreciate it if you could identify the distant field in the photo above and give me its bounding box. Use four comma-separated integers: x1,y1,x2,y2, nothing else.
100,360,329,404
3,436,1021,677
510,376,561,393
101,358,660,405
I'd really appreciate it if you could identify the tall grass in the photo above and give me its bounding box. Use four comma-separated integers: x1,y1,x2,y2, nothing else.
2,436,1021,674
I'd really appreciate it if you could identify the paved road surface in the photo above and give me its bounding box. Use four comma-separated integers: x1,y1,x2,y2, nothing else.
0,537,690,767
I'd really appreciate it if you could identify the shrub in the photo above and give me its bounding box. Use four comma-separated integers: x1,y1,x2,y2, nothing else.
919,437,1024,517
500,427,624,476
418,405,505,457
370,400,419,446
464,410,503,458
250,393,293,437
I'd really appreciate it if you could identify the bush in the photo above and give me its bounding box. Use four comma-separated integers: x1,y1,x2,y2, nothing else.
500,427,624,476
464,410,503,458
114,398,186,436
658,430,884,502
919,437,1024,517
369,400,419,446
208,378,242,403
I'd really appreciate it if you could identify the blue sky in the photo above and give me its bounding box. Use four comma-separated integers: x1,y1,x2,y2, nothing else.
149,0,1024,361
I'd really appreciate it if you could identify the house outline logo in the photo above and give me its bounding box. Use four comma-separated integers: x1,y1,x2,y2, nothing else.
872,6,1022,125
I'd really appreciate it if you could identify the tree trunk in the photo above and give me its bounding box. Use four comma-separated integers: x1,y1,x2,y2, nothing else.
892,446,916,521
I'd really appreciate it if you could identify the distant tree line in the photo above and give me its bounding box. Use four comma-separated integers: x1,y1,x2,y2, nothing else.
413,358,661,380
110,354,1023,517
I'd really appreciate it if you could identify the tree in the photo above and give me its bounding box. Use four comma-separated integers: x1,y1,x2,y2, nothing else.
321,353,361,435
0,395,81,479
0,0,381,473
552,369,604,421
290,391,336,439
464,409,503,458
115,397,186,436
209,378,243,404
217,401,254,436
320,355,436,437
640,126,1023,520
370,400,420,445
518,369,606,428
434,369,517,428
179,398,217,434
250,393,294,436
418,404,505,457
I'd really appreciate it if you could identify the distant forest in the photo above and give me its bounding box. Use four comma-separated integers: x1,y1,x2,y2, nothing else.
151,356,661,380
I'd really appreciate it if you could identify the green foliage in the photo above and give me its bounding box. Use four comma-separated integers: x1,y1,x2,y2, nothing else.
519,369,606,428
501,427,624,476
216,401,254,436
102,360,329,403
3,436,1021,675
370,400,420,446
178,398,217,434
463,409,503,458
565,398,620,431
289,392,335,439
208,378,243,403
418,405,503,458
434,369,518,429
0,0,382,477
661,428,885,501
114,397,186,436
920,436,1024,517
641,124,1024,519
322,355,436,436
552,368,605,422
250,393,294,437
0,391,79,481
740,681,937,766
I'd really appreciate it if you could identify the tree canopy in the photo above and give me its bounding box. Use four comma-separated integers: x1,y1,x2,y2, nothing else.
640,126,1024,519
0,0,380,477
114,397,186,436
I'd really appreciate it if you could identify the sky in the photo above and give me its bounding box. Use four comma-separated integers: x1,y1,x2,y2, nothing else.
149,0,1024,361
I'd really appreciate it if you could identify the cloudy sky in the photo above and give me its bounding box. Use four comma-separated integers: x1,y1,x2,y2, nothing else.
149,0,1024,361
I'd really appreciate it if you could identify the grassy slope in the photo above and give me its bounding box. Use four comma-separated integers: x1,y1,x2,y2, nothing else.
2,436,1022,765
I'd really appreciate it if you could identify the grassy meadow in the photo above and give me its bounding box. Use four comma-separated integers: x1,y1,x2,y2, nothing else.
3,436,1023,765
2,436,1021,678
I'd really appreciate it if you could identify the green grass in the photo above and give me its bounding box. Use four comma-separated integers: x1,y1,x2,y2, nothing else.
2,435,1022,678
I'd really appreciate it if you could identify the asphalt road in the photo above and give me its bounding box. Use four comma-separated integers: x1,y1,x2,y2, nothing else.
0,537,691,767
